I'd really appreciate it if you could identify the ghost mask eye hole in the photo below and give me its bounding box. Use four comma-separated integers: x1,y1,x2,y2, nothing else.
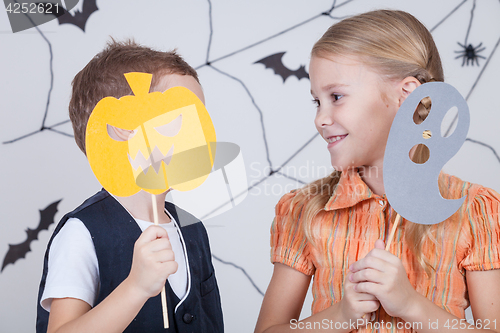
107,124,137,141
155,114,182,137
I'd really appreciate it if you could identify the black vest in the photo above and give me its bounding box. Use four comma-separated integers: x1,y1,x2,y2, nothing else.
36,190,224,332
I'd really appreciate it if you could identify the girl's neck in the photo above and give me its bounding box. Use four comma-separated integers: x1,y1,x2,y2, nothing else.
114,190,172,224
358,165,385,196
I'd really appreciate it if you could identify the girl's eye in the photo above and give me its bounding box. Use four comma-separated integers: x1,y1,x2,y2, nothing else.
312,94,342,108
332,93,343,101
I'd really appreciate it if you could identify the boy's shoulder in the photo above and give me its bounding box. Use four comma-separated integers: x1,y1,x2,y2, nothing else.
58,189,112,221
62,191,209,241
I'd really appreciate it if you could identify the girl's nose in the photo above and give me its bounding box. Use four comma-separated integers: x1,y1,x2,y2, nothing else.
315,108,334,128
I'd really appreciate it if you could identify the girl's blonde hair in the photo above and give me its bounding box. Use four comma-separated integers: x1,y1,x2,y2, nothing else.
295,10,447,275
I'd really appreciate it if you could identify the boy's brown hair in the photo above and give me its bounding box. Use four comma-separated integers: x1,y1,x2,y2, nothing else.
69,39,200,154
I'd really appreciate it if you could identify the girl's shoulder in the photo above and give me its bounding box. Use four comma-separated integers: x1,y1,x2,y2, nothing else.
275,189,302,217
440,172,500,209
444,173,500,272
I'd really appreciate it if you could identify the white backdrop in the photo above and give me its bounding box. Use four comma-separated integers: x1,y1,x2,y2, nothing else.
1,0,500,332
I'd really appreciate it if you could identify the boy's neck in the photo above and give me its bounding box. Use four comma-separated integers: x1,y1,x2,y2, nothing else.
114,190,172,224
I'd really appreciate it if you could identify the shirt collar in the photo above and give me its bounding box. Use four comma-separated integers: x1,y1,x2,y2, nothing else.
324,168,380,211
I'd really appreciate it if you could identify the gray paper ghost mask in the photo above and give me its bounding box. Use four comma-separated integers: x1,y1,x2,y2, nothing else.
383,82,470,225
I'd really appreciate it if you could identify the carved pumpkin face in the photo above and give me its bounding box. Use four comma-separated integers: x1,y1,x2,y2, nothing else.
86,72,216,197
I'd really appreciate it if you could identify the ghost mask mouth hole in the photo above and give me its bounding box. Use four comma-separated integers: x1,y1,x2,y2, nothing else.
409,143,430,164
107,124,137,141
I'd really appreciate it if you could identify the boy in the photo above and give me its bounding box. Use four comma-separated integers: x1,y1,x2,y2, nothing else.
36,40,224,332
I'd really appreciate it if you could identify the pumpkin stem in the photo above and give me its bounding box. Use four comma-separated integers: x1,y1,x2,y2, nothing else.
124,72,153,96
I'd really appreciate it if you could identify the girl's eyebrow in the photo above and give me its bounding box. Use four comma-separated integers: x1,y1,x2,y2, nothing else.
311,83,348,95
321,83,348,91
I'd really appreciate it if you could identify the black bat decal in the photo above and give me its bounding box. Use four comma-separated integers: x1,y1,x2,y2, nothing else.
254,52,309,83
2,200,61,272
39,0,98,32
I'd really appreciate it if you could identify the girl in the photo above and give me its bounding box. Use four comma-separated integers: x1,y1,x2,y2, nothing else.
255,10,500,333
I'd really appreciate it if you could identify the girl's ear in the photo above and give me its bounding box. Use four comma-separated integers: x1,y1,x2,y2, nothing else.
398,77,421,107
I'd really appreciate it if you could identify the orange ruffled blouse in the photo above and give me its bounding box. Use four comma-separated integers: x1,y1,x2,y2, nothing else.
271,169,500,332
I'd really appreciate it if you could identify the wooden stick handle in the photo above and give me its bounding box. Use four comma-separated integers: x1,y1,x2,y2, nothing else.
161,286,169,329
362,213,403,321
151,194,159,225
385,213,402,251
151,195,169,329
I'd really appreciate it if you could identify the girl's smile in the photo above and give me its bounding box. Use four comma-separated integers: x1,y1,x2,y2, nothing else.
326,134,348,148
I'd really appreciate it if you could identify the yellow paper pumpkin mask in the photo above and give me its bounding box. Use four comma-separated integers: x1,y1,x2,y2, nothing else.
86,72,216,197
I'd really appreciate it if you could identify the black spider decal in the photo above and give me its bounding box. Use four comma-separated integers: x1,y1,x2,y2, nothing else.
454,42,486,66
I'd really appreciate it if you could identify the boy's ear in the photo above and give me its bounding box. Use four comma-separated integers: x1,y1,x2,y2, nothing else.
398,77,421,107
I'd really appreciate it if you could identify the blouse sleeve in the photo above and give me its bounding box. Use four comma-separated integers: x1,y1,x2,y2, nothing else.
458,186,500,271
270,191,315,276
